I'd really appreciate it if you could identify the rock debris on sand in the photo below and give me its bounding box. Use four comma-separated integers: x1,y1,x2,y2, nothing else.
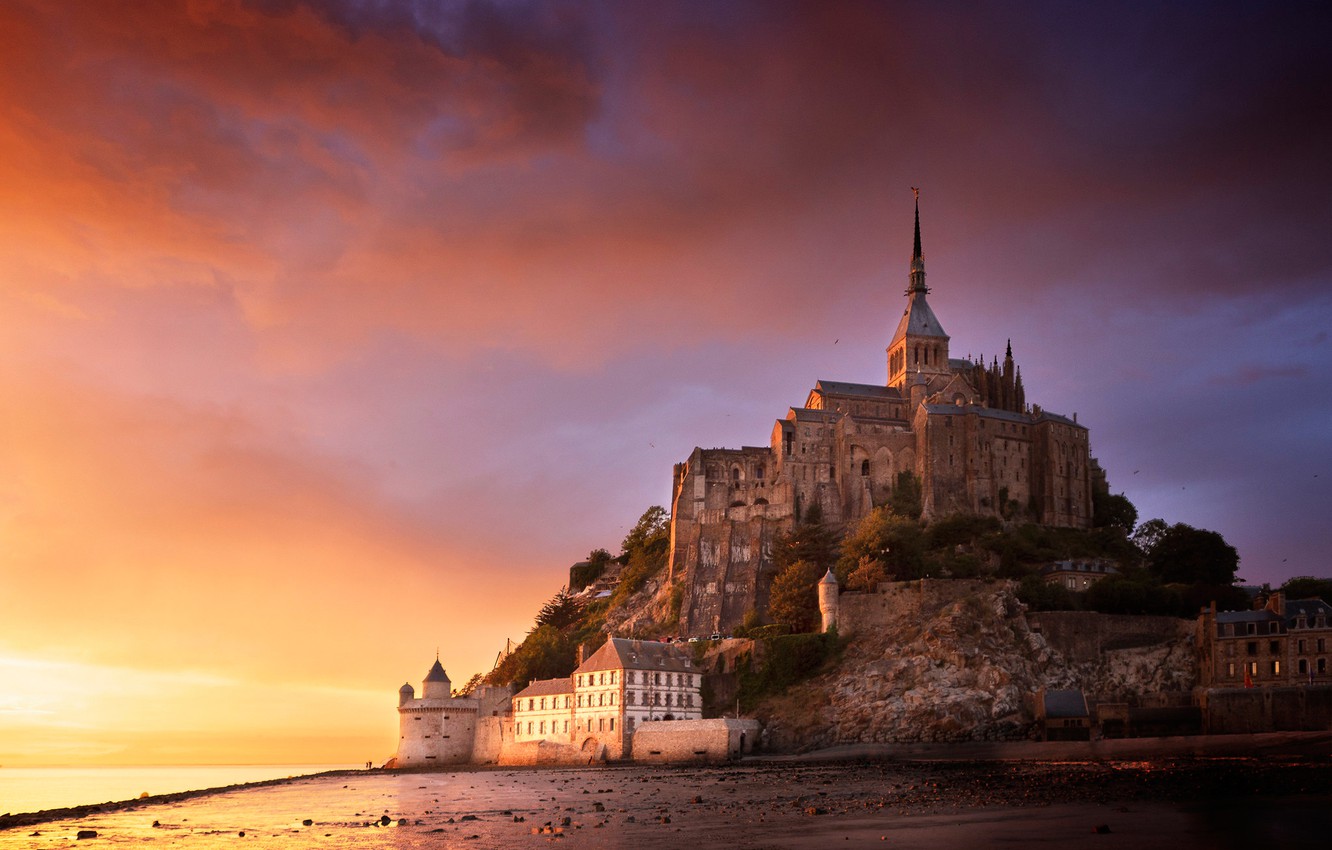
1,759,1329,848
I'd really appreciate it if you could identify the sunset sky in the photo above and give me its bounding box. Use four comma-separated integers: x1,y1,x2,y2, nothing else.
2,1,1329,766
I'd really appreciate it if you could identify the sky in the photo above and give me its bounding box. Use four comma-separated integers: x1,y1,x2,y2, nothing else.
1,0,1330,766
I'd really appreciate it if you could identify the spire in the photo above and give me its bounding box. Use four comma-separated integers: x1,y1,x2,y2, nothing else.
907,187,927,295
912,187,922,261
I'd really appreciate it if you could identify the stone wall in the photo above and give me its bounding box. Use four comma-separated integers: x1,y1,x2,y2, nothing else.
1029,612,1190,663
632,719,760,763
1201,685,1332,734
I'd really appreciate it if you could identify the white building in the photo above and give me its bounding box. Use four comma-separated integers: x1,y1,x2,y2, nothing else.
512,638,703,759
393,657,511,767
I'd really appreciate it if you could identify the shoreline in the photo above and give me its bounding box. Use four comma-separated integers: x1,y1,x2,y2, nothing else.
3,731,1329,832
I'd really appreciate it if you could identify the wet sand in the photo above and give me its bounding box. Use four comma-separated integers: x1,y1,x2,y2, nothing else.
3,756,1330,848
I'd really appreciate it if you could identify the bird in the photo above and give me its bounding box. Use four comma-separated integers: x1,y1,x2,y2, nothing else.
1133,470,1140,475
834,339,839,345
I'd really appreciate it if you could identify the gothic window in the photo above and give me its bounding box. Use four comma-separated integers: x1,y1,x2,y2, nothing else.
732,467,741,483
756,464,765,479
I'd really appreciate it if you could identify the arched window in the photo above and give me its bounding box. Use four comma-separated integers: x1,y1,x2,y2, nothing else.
861,460,870,476
731,466,742,483
756,464,765,479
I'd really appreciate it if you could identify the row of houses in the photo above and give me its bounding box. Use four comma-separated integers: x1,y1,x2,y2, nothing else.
391,638,756,767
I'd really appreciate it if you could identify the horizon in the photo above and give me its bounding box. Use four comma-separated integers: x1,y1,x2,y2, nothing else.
2,0,1329,767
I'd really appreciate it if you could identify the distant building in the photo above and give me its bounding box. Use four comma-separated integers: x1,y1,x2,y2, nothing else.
512,638,703,759
1040,559,1119,592
393,657,511,768
1197,591,1332,687
668,195,1100,636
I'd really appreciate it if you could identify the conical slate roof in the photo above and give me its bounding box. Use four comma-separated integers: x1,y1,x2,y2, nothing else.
424,658,450,682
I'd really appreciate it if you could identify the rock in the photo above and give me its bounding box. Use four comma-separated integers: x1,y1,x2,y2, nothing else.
1094,824,1111,834
379,815,391,826
76,830,97,839
460,814,478,821
302,819,313,826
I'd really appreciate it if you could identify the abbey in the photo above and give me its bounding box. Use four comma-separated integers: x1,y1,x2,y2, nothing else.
668,196,1099,635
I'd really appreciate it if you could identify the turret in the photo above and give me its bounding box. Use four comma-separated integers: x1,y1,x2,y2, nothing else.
422,658,451,700
818,568,839,633
398,682,415,707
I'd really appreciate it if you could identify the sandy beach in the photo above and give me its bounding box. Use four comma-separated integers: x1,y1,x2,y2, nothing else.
3,746,1330,849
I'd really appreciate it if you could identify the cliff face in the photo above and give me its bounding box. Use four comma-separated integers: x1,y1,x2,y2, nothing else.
754,581,1196,751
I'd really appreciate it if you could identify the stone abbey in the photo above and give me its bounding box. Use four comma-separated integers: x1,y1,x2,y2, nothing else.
668,196,1100,635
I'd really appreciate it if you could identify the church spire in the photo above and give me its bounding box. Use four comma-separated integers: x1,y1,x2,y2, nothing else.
907,187,927,294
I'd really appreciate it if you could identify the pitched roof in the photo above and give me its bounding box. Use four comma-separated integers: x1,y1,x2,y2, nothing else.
577,638,696,674
889,291,948,344
813,380,902,400
1286,598,1332,622
513,677,573,699
424,659,450,682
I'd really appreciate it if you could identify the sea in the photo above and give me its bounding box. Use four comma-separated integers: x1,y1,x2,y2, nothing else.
0,764,361,816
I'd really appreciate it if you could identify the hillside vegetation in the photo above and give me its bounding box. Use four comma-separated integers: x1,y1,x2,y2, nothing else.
484,488,1252,691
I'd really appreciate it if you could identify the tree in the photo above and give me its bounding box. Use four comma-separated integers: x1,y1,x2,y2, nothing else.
774,503,840,574
534,585,584,630
1093,491,1138,533
1281,576,1332,605
837,506,924,581
610,506,672,607
846,554,888,592
1132,518,1169,554
621,506,669,558
767,558,823,632
1145,523,1239,586
452,672,483,698
889,471,923,520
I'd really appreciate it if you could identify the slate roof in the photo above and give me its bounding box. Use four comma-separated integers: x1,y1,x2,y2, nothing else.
813,380,902,399
1043,689,1089,719
578,638,695,674
1287,599,1332,622
424,659,450,682
788,407,838,423
889,292,949,344
513,677,573,699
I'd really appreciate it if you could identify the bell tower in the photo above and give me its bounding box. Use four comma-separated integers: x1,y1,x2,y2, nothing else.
887,189,950,390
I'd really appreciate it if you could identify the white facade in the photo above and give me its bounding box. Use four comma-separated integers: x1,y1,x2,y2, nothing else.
512,638,703,759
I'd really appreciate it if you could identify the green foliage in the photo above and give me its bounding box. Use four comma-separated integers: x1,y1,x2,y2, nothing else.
889,471,923,520
845,555,888,592
667,583,685,624
452,672,483,698
767,558,823,633
610,506,672,608
925,514,1003,549
571,548,613,592
737,632,841,712
1093,491,1138,533
1083,575,1182,616
774,503,840,574
1143,523,1239,586
534,585,584,630
621,506,669,557
1016,574,1079,611
486,624,577,688
1281,576,1332,605
837,506,924,581
1132,518,1169,554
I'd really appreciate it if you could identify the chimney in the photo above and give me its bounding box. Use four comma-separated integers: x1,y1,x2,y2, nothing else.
576,644,586,666
1266,591,1285,617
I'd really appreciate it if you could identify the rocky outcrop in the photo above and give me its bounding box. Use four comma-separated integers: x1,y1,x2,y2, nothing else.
756,581,1197,751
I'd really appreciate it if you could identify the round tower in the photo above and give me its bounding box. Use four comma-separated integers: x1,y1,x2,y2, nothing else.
422,658,451,700
818,568,839,633
398,682,415,707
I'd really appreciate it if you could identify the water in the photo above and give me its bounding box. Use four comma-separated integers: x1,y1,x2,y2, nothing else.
0,764,361,816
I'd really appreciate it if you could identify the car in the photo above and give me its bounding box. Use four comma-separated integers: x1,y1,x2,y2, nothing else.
687,636,702,643
708,632,722,641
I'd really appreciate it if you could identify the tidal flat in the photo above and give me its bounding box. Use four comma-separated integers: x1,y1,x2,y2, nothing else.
3,758,1330,849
